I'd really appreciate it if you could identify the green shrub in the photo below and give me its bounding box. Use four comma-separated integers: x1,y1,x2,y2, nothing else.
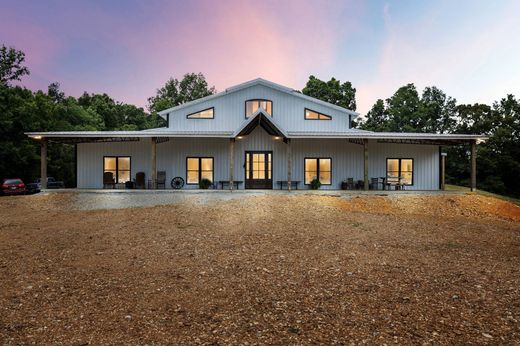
199,178,212,189
310,178,321,190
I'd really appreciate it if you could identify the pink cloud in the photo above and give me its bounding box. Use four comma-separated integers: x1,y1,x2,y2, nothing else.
115,0,346,102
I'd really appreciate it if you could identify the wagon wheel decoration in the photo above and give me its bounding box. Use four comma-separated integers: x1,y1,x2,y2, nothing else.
170,177,185,189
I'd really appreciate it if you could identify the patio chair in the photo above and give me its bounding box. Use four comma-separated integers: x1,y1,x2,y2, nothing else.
386,177,399,190
135,172,146,189
103,172,115,189
347,177,355,190
369,177,380,190
156,171,166,189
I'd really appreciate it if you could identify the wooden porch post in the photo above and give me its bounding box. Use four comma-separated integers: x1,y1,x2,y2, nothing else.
286,139,292,192
441,152,446,191
363,139,369,191
41,139,48,189
229,138,235,191
150,137,157,189
470,139,477,192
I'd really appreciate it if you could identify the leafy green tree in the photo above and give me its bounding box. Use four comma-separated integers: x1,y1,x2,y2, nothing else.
302,75,357,111
384,83,422,132
419,86,457,133
78,92,156,130
148,72,216,114
48,82,65,103
444,104,494,190
362,99,390,131
0,45,29,86
361,84,457,133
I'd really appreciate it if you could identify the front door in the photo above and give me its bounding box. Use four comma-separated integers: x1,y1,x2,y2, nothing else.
245,151,272,189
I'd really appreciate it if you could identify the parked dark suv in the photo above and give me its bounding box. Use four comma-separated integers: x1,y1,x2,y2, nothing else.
1,178,26,196
35,177,65,189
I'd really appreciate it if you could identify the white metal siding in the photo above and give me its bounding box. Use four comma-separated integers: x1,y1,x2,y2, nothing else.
368,141,440,190
168,84,351,133
77,135,439,190
77,139,151,188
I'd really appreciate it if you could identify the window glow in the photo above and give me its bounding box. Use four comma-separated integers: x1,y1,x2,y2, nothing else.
187,107,214,119
245,152,272,181
305,158,331,184
104,156,131,183
245,100,272,118
386,158,413,185
305,108,331,120
187,157,213,184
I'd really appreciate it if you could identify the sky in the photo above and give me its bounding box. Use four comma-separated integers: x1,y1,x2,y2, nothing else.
1,0,519,114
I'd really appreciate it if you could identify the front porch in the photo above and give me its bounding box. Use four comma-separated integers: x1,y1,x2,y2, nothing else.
27,128,481,192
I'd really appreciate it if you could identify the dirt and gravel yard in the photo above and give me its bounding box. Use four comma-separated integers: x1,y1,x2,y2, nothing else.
1,191,519,345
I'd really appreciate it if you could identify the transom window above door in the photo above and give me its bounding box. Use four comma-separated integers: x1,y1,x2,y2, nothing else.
245,99,272,118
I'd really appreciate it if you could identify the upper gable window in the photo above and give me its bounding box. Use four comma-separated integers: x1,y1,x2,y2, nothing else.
245,99,272,118
305,108,331,120
187,107,214,119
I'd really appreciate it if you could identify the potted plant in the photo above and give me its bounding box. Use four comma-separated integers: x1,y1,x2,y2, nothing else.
199,178,212,189
310,178,321,190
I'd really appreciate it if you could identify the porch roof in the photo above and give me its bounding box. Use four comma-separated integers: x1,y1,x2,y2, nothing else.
25,129,487,145
232,108,288,139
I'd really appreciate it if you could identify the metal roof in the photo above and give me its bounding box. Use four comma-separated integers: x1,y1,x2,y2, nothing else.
25,131,233,138
25,129,487,146
287,131,487,140
157,78,359,118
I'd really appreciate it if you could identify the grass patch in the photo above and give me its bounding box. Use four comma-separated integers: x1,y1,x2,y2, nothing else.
446,184,520,206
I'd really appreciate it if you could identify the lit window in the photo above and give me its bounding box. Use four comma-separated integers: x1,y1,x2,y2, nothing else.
104,156,131,183
187,157,214,184
245,99,272,118
387,158,413,185
305,108,331,120
304,158,331,185
187,107,214,119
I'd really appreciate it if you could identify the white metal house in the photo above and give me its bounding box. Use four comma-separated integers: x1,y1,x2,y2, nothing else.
27,78,486,190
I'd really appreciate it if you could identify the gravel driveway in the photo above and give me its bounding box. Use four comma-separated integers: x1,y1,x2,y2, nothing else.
1,192,519,344
31,189,465,210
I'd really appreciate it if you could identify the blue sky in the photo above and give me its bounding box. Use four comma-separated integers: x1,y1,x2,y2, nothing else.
1,0,519,114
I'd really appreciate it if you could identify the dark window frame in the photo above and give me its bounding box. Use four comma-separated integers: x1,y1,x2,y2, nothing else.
186,107,215,119
304,157,332,185
244,150,273,181
103,156,131,184
304,108,332,120
244,99,273,118
386,158,414,186
186,157,214,185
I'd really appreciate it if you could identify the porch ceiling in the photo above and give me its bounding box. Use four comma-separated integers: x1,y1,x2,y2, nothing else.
45,137,141,144
232,110,288,139
25,129,487,145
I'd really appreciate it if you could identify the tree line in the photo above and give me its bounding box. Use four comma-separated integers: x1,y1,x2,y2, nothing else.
1,45,518,197
302,77,519,197
0,45,215,187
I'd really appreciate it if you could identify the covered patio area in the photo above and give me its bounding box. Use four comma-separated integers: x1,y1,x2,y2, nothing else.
26,130,485,191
